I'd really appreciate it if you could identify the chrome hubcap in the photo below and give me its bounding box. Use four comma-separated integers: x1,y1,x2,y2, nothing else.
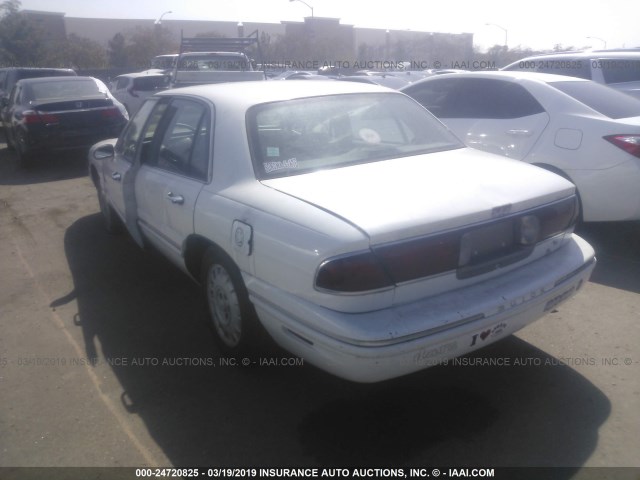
206,264,242,347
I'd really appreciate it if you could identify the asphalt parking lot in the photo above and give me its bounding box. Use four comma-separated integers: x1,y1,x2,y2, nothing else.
0,143,639,476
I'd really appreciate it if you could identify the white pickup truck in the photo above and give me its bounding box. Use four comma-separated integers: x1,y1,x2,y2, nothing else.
171,34,266,88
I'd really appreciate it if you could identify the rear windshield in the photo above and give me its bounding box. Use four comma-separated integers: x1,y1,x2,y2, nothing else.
16,69,75,81
27,79,106,102
596,59,640,84
548,80,640,119
248,92,463,179
132,76,168,91
178,55,250,71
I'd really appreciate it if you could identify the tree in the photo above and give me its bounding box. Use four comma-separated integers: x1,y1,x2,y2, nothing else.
108,33,128,68
60,34,107,69
0,0,47,66
124,25,175,68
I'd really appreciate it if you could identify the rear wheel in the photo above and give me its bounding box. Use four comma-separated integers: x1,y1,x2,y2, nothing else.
201,248,262,352
15,133,32,169
3,127,15,151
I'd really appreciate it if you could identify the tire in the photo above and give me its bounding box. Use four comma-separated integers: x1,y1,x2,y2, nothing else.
201,248,262,352
15,142,32,169
3,127,15,151
97,183,123,234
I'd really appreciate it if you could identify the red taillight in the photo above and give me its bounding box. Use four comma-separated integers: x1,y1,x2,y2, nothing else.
316,196,579,292
101,107,120,118
374,232,460,282
23,111,59,124
316,251,393,293
604,134,640,159
537,195,579,239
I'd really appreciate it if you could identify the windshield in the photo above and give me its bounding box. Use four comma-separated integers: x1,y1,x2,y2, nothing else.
151,55,177,69
248,93,463,179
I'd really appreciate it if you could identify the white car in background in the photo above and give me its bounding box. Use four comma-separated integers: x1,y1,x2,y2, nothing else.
502,49,640,100
110,72,169,115
89,81,595,382
402,71,640,222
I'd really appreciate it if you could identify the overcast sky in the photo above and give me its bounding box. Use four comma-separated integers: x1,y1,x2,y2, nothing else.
18,0,640,51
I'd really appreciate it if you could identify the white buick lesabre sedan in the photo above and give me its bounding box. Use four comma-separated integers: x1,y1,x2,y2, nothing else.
89,81,596,382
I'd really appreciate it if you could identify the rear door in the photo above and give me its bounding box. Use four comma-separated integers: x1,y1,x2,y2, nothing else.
406,77,550,160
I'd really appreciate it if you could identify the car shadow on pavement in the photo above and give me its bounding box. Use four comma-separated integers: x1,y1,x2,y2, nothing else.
0,144,89,185
576,222,640,294
57,213,611,471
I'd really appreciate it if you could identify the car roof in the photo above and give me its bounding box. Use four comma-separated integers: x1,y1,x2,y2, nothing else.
115,72,167,79
180,51,248,57
156,80,392,108
16,75,98,85
1,67,75,72
512,49,640,60
402,70,591,88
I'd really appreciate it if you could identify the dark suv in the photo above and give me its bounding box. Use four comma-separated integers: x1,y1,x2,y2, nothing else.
0,67,76,137
502,49,640,100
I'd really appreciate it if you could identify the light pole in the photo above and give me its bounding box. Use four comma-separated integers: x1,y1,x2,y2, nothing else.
485,23,508,48
586,36,607,49
154,10,172,25
289,0,314,18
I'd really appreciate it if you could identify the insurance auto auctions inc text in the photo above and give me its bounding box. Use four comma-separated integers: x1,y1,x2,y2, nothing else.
254,468,495,477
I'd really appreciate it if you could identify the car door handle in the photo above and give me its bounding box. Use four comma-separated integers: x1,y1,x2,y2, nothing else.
111,172,122,181
506,129,533,137
167,192,184,205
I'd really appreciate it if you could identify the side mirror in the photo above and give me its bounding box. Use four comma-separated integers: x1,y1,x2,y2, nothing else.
92,143,115,160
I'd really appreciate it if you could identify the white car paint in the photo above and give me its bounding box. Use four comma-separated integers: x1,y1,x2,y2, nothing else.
402,71,640,222
89,80,595,382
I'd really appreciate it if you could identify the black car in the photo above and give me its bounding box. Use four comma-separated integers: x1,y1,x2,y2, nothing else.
1,76,128,167
0,67,76,135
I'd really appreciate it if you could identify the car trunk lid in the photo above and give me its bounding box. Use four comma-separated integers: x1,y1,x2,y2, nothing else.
261,148,575,245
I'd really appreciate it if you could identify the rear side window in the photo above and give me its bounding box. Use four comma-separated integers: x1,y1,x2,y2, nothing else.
549,80,640,119
115,77,130,90
406,78,545,119
146,99,211,181
596,59,640,84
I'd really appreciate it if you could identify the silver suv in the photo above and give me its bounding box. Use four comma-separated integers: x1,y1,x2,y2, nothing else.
502,49,640,99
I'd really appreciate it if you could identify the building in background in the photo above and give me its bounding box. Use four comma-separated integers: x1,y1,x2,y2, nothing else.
22,10,474,70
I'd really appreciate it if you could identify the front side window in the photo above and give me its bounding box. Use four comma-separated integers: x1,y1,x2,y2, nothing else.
115,98,160,162
248,93,462,179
